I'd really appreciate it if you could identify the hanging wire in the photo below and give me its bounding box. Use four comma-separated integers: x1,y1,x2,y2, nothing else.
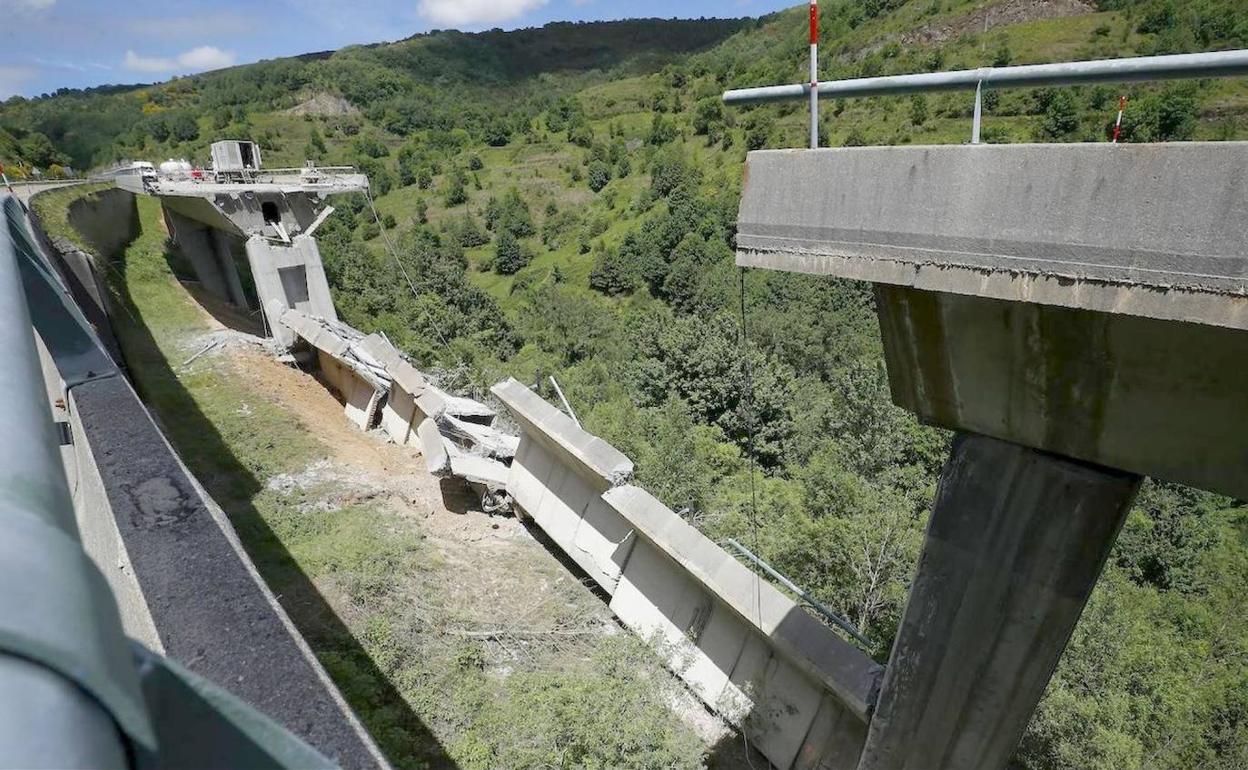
737,268,765,631
362,187,454,353
737,266,764,770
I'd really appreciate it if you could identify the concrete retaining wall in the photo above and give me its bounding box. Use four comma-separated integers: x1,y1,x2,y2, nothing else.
66,186,140,259
27,186,137,365
491,378,883,770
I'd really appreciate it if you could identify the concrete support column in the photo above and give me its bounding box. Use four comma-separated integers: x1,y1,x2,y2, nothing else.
164,209,230,301
857,434,1140,770
210,228,249,309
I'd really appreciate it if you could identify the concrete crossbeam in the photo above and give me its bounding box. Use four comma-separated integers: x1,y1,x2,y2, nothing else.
857,434,1139,770
875,285,1248,501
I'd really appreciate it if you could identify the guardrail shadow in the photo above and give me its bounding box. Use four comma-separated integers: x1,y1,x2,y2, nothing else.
104,221,458,769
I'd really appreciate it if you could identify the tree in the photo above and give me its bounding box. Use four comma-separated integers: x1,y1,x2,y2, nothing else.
147,116,171,143
483,119,511,147
168,113,199,142
18,132,65,167
494,231,530,275
1039,89,1079,139
993,43,1013,67
693,98,724,135
648,113,678,145
483,189,534,237
649,148,691,198
589,248,640,296
442,171,468,207
909,95,928,127
309,126,327,154
452,215,489,248
1118,85,1199,143
587,160,612,192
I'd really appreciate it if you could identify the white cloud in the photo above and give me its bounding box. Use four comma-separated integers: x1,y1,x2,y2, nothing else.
123,46,236,74
177,46,237,70
418,0,548,27
1,0,56,14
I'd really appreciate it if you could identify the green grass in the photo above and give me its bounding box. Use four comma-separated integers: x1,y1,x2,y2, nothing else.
29,182,112,244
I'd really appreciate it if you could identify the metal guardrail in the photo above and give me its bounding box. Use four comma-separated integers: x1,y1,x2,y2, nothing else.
723,49,1248,143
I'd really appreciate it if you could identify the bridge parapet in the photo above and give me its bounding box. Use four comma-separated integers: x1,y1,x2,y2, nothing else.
491,377,883,770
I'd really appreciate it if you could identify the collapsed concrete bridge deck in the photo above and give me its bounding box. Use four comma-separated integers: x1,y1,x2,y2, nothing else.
127,160,369,348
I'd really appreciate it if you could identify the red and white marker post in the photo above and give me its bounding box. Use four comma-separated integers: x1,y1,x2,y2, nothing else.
1112,95,1128,143
809,0,819,149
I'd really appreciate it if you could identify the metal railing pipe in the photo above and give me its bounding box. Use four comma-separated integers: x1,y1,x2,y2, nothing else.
0,199,78,537
726,537,871,647
0,192,131,767
723,49,1248,105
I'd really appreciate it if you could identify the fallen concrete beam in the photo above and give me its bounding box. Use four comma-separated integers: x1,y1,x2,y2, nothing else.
416,418,450,477
438,414,519,460
494,380,880,769
277,304,348,358
604,485,882,723
448,454,510,490
278,308,387,430
358,334,426,396
491,378,632,490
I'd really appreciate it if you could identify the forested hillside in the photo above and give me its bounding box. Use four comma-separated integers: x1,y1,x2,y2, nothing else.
6,2,1248,768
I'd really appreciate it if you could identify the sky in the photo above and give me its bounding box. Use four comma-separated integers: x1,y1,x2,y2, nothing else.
0,0,795,99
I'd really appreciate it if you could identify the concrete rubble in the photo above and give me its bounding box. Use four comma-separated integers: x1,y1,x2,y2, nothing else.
275,307,515,503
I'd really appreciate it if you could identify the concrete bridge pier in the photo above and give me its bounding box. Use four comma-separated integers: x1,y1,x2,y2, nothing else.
734,142,1248,768
857,435,1139,769
245,234,338,349
164,208,248,309
147,160,367,349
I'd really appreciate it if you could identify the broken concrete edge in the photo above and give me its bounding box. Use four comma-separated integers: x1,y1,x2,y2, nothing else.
416,418,451,477
358,334,426,397
490,378,633,491
277,307,390,393
736,248,1248,333
277,305,348,358
448,454,510,489
603,484,883,723
437,414,519,461
736,142,1248,332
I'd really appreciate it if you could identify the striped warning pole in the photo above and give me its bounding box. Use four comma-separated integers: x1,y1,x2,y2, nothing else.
809,0,819,149
1112,95,1128,143
0,164,12,195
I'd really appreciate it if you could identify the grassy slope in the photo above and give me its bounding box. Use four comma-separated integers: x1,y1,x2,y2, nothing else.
341,2,1248,323
62,192,710,769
